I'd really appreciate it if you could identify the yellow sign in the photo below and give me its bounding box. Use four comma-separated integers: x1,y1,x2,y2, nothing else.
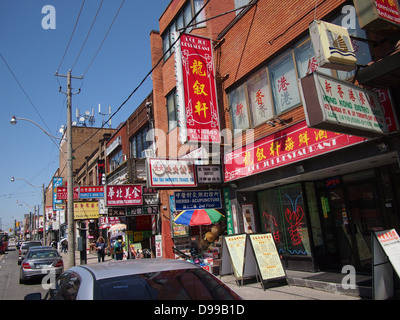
73,202,99,220
249,233,286,280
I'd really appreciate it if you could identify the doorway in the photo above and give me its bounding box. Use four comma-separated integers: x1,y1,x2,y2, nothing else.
316,170,384,272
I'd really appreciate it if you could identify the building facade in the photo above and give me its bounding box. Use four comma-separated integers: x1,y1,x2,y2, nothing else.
150,0,400,273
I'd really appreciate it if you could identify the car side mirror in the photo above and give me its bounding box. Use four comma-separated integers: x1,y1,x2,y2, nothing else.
24,292,42,300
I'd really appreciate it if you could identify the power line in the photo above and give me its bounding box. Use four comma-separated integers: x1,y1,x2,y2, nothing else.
56,0,86,73
0,52,60,149
73,0,211,152
71,0,104,71
82,0,125,77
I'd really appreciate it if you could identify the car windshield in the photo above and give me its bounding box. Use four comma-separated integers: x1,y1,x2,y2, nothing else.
22,242,42,249
94,268,240,300
27,250,59,259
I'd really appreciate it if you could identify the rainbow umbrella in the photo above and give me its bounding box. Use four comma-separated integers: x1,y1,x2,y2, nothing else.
174,209,225,226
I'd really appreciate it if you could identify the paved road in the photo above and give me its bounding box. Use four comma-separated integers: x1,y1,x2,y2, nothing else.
0,245,48,300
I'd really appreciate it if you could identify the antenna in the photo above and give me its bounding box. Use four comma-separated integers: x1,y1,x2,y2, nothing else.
76,107,96,127
99,103,112,128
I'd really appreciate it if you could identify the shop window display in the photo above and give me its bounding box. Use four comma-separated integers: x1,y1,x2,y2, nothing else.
257,184,311,258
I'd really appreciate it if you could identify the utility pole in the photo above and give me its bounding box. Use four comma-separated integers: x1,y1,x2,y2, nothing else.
55,70,82,269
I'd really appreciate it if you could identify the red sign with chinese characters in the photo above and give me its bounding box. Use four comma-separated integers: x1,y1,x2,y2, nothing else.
224,121,366,182
56,186,79,200
179,33,220,143
106,185,143,206
375,0,400,25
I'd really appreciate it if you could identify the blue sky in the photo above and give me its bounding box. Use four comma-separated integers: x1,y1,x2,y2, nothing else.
0,0,168,232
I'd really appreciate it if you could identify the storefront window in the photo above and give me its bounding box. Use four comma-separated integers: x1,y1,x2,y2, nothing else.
257,183,311,257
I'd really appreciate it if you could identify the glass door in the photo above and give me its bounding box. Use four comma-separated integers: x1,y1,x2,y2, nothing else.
318,188,356,270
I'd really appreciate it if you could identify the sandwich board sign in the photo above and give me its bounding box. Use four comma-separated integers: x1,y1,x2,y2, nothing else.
220,233,286,289
248,233,286,289
373,229,400,300
220,234,247,284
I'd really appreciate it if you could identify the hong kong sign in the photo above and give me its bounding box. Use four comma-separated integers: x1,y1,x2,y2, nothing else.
300,71,388,138
106,185,142,206
224,120,365,182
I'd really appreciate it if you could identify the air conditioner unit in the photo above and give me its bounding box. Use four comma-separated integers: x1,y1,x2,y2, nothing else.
309,20,357,71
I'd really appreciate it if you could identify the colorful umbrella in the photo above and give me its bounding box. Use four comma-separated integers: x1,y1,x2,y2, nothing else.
174,209,225,226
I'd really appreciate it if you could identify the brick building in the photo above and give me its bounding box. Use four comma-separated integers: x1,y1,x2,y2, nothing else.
150,0,400,275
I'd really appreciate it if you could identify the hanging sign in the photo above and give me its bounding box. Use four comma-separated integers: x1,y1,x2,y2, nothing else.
175,33,221,144
79,186,104,199
174,190,222,211
147,158,197,187
354,0,400,32
73,202,99,220
300,72,388,138
309,20,357,71
106,185,142,206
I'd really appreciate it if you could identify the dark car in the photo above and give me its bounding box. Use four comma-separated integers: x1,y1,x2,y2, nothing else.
18,241,42,265
25,258,242,300
0,242,5,254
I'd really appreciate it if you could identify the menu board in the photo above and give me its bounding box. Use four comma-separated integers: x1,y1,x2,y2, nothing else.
249,233,286,280
222,234,246,279
375,229,400,277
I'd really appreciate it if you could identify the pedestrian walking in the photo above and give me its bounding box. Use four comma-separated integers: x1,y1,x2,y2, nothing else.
114,235,124,261
95,237,106,262
61,240,68,253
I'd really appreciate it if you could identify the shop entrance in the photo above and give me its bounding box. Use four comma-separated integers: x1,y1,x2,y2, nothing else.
317,171,384,273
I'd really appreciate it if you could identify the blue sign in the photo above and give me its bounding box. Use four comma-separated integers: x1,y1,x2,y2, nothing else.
53,177,63,210
79,186,104,199
174,190,222,211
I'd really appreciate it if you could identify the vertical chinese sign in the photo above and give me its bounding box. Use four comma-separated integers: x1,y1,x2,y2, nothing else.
175,33,220,144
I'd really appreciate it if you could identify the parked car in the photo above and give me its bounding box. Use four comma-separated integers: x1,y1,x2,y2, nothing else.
18,241,42,265
19,247,63,284
0,242,5,254
25,259,242,300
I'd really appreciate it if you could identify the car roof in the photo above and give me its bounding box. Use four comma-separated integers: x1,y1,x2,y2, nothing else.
76,259,199,281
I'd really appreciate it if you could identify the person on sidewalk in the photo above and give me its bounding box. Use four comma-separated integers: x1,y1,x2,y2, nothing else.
95,237,106,263
114,235,124,261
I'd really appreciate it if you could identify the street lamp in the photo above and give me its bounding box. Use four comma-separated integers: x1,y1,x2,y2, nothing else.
10,115,65,144
11,111,75,268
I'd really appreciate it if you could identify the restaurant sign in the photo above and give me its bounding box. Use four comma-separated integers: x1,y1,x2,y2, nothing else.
175,33,220,144
224,120,365,182
300,72,388,138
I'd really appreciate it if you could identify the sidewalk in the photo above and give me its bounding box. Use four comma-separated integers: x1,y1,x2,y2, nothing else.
60,251,368,300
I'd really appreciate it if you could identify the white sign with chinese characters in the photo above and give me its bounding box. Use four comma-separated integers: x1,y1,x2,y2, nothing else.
147,158,197,188
300,72,389,138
